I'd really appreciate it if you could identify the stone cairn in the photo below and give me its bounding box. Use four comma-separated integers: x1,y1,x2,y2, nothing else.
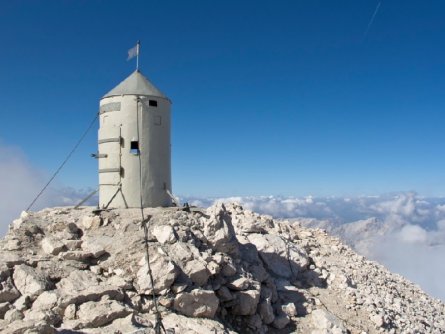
0,203,444,333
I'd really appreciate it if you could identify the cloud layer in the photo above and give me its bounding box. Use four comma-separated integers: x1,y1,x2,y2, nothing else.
0,142,94,235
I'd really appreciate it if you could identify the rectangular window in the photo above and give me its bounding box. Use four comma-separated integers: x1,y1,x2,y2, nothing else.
154,115,162,126
149,100,158,107
130,140,139,155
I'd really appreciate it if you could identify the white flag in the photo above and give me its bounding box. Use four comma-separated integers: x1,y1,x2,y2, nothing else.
127,44,139,60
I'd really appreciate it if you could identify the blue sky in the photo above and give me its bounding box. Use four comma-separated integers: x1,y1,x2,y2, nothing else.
1,0,445,197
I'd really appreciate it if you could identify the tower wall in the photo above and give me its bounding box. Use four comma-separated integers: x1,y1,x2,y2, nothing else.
98,94,172,208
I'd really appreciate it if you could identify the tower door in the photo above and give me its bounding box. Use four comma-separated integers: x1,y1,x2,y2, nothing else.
98,125,121,185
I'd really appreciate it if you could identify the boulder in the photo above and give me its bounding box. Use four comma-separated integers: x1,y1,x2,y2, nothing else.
60,250,93,261
162,312,237,334
0,302,12,319
174,289,219,318
1,320,56,334
82,215,102,230
71,297,132,329
56,270,124,308
272,311,290,329
13,295,31,312
232,290,260,316
136,252,178,295
0,277,20,303
247,233,309,279
41,237,66,255
81,239,106,258
13,264,51,301
183,259,210,286
4,308,24,322
282,302,297,317
32,291,59,311
310,309,347,334
64,304,76,320
227,276,250,291
152,225,177,244
221,262,237,277
216,286,233,302
203,204,239,255
259,299,275,324
23,308,60,326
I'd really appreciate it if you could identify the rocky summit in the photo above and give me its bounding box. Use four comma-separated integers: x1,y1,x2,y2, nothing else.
0,203,444,333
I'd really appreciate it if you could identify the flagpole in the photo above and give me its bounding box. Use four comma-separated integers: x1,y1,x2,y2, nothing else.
136,40,140,71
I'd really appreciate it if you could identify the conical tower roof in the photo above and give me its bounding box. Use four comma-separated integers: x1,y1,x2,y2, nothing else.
103,70,168,99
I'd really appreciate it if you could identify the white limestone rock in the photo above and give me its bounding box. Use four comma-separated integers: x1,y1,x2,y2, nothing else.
41,237,66,255
152,225,177,244
12,298,29,316
32,291,59,311
71,297,132,329
12,264,51,301
136,252,178,295
310,309,347,334
282,302,297,317
1,204,445,334
203,203,239,255
64,304,76,320
81,239,106,258
183,259,210,286
227,276,250,291
82,215,102,230
4,308,24,322
247,233,309,279
174,289,219,318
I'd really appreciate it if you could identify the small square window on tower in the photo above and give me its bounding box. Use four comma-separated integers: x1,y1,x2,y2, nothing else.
130,140,139,155
149,100,158,107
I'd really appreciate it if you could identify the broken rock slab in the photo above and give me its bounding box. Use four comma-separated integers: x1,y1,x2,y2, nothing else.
310,309,347,334
247,233,309,279
41,237,66,255
152,225,177,244
2,320,56,334
232,289,260,316
136,252,178,295
82,215,102,230
13,264,51,301
174,289,219,318
68,297,132,329
182,259,210,286
203,204,239,255
55,270,125,311
0,277,21,303
0,302,12,318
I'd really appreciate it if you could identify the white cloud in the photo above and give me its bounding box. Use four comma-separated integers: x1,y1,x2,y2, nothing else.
0,142,95,236
397,224,428,243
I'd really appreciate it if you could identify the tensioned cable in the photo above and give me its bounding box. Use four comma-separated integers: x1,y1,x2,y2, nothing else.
26,112,99,212
136,98,166,334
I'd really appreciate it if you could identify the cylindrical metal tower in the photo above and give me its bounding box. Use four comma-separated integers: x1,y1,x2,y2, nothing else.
97,70,172,208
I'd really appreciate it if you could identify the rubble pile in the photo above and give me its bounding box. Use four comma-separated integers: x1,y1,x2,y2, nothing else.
0,203,444,333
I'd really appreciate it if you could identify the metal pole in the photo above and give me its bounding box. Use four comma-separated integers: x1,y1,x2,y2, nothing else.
136,40,140,70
